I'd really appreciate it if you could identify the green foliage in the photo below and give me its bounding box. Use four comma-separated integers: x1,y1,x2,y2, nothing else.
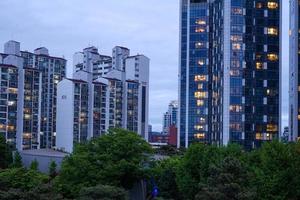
49,161,58,179
56,128,152,198
77,184,129,200
0,167,48,191
195,157,256,200
248,141,300,200
12,151,22,168
30,159,39,171
152,156,182,200
0,135,12,169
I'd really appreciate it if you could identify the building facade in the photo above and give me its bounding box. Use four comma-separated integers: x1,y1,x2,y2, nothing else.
56,46,149,152
290,0,300,141
162,100,178,134
179,0,281,149
0,40,66,150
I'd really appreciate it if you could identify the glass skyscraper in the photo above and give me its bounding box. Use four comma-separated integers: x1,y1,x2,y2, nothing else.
290,0,300,141
179,0,281,149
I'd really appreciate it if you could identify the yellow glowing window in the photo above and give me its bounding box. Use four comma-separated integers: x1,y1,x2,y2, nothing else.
195,42,205,48
266,124,278,132
194,91,207,98
197,100,204,106
298,86,300,92
256,133,263,140
231,35,243,42
230,105,242,112
298,115,300,120
8,88,18,94
256,62,263,69
267,28,278,35
194,75,206,82
194,125,204,130
267,2,278,9
0,124,5,129
198,59,205,66
195,27,205,33
194,133,205,139
267,54,278,61
232,43,241,50
196,19,206,25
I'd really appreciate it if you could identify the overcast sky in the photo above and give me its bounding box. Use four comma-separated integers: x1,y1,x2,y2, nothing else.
0,1,289,132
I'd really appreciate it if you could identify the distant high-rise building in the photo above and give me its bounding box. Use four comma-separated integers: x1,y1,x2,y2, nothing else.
162,100,178,134
56,46,149,152
179,0,281,149
290,0,300,141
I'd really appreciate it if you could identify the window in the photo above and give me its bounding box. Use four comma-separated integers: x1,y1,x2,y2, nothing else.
267,53,278,61
267,2,278,9
195,42,205,48
256,133,263,140
194,91,207,99
194,133,205,139
267,27,278,35
195,27,205,33
195,19,206,25
232,43,242,50
194,75,206,82
198,59,205,66
197,100,204,106
256,62,263,69
267,124,278,132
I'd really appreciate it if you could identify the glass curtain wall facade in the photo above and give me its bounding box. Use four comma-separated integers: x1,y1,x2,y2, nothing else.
179,0,211,147
179,0,280,149
290,0,300,141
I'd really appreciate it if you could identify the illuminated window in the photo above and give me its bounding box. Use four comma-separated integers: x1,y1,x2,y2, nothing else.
196,19,206,25
256,133,263,140
267,124,278,132
199,117,206,123
7,101,16,106
194,91,207,98
267,2,278,9
197,100,204,106
230,70,240,76
231,35,243,42
230,105,242,112
267,28,278,35
232,43,241,50
194,133,205,139
232,8,243,15
194,125,204,131
195,42,205,48
256,62,263,69
267,54,278,61
198,59,205,66
194,75,206,82
195,27,205,33
298,115,300,120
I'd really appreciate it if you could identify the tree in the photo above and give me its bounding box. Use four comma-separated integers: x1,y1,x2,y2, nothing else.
195,157,256,200
78,184,129,200
12,151,22,168
0,135,12,169
152,157,182,200
249,141,300,200
56,128,152,198
49,161,57,179
30,159,39,171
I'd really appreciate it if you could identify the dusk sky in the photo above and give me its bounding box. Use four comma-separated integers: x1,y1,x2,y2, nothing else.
0,0,289,132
